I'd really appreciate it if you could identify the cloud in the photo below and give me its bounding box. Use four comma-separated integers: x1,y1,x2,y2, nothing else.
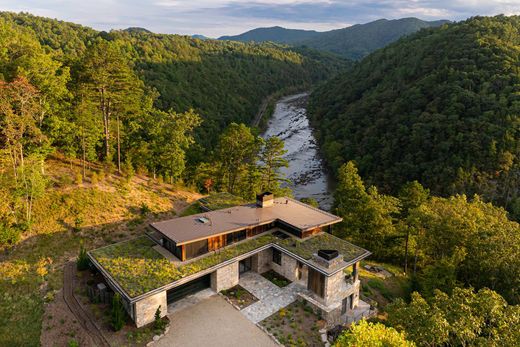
0,0,518,37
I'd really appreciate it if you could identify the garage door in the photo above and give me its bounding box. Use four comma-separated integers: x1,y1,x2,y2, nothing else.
167,274,211,304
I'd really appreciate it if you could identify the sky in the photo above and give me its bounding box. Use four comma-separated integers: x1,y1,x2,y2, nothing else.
1,0,519,37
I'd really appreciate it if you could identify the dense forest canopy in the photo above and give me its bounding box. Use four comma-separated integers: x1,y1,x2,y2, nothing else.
309,15,520,218
0,11,349,150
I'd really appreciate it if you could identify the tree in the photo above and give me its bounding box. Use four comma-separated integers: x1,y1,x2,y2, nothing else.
334,320,415,347
409,195,520,303
259,136,289,194
76,244,90,271
334,161,400,259
78,39,144,170
387,288,520,347
398,181,429,274
215,123,263,195
111,293,126,331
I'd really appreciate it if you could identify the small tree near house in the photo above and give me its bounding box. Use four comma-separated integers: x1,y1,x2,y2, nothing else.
76,244,90,271
154,305,167,332
111,293,126,331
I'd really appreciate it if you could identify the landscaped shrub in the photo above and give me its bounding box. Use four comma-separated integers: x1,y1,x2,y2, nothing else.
76,245,90,271
111,293,126,331
154,305,167,332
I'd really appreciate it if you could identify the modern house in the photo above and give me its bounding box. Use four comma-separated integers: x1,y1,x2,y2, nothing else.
88,193,371,328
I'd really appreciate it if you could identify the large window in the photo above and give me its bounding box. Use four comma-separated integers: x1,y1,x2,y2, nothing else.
272,248,282,265
308,268,325,298
226,229,247,246
185,239,209,259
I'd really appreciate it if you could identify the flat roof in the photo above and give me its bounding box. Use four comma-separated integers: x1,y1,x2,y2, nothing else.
89,231,370,299
151,197,342,245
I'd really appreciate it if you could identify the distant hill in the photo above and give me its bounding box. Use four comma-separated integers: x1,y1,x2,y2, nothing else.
308,15,520,212
301,18,450,60
220,18,450,59
219,26,320,44
192,34,210,40
123,26,152,33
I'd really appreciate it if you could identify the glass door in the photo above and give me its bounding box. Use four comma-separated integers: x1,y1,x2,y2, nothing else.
239,257,252,275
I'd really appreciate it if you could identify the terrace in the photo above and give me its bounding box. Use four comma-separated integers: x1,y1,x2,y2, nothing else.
89,231,368,299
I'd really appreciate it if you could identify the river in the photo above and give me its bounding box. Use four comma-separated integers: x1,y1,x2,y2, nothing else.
262,93,333,210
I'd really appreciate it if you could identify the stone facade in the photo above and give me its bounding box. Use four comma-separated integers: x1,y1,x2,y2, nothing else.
252,248,272,274
210,261,239,292
270,251,300,282
134,290,167,328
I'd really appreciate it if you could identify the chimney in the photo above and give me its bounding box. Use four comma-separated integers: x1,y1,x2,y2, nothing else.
256,192,274,208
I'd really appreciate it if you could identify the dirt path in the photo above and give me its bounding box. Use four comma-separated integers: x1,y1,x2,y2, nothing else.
63,262,111,347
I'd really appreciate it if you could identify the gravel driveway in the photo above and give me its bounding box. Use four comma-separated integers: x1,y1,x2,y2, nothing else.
156,295,277,347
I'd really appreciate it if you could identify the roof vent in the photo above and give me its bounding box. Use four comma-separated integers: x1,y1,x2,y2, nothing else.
318,249,339,261
256,192,274,208
197,217,210,224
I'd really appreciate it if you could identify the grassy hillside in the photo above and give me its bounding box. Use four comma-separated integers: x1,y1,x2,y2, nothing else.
309,15,520,215
0,155,200,346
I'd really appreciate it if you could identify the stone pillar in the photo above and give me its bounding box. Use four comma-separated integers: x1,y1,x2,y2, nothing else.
252,248,272,274
323,270,345,306
134,291,167,328
211,261,239,292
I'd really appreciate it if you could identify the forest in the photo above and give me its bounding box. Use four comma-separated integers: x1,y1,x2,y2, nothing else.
0,10,519,347
309,15,520,220
0,11,347,245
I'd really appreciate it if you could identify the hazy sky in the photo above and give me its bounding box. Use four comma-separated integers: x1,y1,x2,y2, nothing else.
1,0,519,37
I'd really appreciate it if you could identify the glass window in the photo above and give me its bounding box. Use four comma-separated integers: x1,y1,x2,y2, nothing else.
272,248,282,265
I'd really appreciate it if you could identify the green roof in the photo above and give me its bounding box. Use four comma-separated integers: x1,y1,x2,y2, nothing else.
90,232,368,298
90,234,276,298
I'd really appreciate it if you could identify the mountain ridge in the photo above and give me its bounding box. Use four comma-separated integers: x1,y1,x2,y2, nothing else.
219,17,451,59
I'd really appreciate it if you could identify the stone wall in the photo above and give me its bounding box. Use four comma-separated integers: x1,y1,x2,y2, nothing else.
210,261,239,292
134,291,167,328
270,251,299,282
324,270,346,305
252,248,272,274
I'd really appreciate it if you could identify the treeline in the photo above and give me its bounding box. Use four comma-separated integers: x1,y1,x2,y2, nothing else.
333,161,520,346
0,12,343,245
309,15,520,219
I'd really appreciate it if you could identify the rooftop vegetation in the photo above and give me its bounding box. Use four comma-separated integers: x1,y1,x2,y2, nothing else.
276,232,368,263
90,231,368,298
90,234,276,297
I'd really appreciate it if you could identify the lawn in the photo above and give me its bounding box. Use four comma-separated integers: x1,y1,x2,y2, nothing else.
358,260,411,308
260,300,325,347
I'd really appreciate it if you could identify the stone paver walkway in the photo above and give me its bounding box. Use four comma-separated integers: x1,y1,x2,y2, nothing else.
239,271,307,323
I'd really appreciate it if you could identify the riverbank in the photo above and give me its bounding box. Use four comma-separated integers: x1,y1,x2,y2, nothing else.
262,93,333,210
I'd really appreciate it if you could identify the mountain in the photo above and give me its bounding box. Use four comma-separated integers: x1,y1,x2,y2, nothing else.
308,15,520,215
219,26,320,44
219,18,450,59
301,17,450,60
